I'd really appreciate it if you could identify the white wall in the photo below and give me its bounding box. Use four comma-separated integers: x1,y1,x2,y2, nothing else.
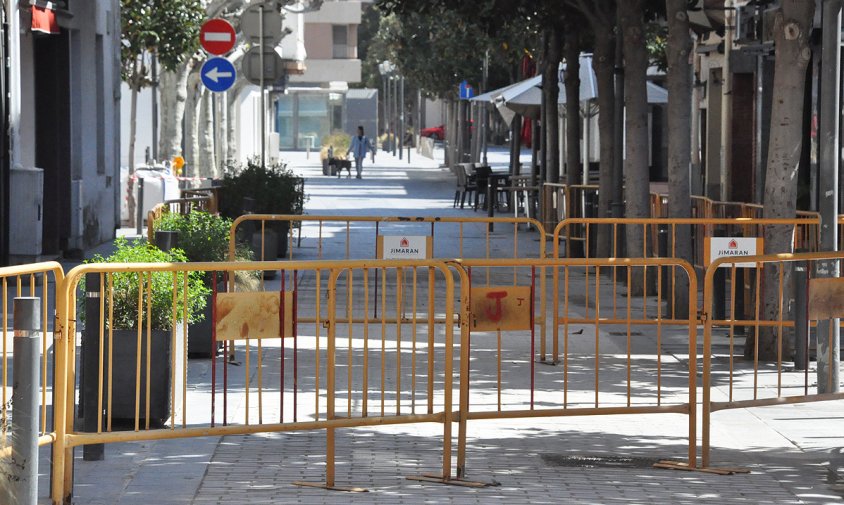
120,83,158,168
424,98,444,128
9,1,122,258
303,0,362,24
289,58,361,84
236,86,265,164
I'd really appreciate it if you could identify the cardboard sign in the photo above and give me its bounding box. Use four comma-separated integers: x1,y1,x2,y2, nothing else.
470,286,532,331
215,291,294,340
704,237,764,268
808,278,844,320
377,235,431,260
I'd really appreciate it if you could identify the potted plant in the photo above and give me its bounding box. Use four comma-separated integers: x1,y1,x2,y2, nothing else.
154,211,258,357
83,238,209,426
219,158,306,259
320,131,351,175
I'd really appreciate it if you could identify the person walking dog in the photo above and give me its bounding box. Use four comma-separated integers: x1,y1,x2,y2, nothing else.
347,126,374,179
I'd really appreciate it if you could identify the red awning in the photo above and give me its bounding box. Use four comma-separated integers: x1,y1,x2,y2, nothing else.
31,6,60,35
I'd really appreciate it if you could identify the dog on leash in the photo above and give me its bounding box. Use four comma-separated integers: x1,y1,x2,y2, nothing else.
331,158,353,178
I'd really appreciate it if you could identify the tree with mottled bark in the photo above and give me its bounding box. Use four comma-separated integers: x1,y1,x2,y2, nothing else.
121,0,204,222
563,20,582,189
568,0,616,258
756,0,816,360
664,0,693,318
542,26,562,185
619,0,651,294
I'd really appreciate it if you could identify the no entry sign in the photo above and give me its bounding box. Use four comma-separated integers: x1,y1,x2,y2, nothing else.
200,18,236,55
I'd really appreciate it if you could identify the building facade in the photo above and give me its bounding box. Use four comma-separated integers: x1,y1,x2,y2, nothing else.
273,0,364,151
2,1,122,263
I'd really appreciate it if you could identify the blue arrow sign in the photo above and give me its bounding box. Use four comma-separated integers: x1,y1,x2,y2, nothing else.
459,80,475,100
201,57,236,92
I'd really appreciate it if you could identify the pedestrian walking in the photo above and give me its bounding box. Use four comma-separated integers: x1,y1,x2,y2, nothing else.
347,125,374,179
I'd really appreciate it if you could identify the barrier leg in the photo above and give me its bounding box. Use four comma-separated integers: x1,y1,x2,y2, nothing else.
294,270,364,492
51,290,69,505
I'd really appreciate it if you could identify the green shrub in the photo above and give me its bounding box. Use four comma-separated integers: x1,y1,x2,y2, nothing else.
377,132,395,150
83,238,210,330
154,211,261,290
219,159,306,219
320,131,352,161
156,211,232,263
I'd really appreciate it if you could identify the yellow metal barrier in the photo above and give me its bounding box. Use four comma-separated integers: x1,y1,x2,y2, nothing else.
452,257,699,478
228,214,547,261
146,195,217,243
701,251,844,468
552,217,820,269
541,184,599,240
0,262,64,463
50,259,458,502
540,185,823,252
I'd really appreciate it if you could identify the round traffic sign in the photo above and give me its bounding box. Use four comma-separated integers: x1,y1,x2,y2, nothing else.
200,57,237,93
200,18,236,55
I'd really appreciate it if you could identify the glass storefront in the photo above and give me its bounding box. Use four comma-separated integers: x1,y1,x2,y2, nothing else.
275,95,295,149
274,92,347,150
298,94,329,150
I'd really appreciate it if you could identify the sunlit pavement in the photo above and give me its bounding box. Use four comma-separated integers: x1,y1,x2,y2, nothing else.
48,147,844,504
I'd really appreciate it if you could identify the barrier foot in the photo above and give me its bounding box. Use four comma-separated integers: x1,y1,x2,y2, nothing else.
537,359,559,366
653,460,750,475
292,481,368,492
407,473,499,488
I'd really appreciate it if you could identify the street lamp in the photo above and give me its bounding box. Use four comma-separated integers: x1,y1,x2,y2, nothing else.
379,61,399,155
378,61,396,153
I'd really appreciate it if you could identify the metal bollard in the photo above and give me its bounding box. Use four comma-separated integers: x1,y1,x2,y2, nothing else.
10,297,41,505
136,177,145,237
712,227,727,321
81,273,104,460
794,262,809,370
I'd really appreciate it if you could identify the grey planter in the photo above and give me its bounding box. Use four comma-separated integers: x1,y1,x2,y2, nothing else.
188,298,214,358
106,325,185,427
188,277,225,359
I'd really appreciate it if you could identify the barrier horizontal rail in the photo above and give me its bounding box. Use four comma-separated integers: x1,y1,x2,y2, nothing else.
0,262,64,463
553,217,819,263
542,187,827,258
551,217,820,328
51,259,458,502
451,257,699,478
228,214,547,262
701,251,844,468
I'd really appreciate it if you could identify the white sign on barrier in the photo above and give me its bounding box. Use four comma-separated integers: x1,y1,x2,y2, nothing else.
378,235,430,259
705,237,764,268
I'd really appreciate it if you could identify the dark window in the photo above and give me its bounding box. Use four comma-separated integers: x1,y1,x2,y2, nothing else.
332,25,347,59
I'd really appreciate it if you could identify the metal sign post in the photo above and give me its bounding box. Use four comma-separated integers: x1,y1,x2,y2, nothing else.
241,3,284,168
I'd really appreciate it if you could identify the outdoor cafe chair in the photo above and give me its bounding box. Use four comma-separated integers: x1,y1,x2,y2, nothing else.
455,163,478,209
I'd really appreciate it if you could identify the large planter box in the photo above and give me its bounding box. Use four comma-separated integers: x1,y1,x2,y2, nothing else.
188,298,214,359
106,325,185,427
188,277,226,359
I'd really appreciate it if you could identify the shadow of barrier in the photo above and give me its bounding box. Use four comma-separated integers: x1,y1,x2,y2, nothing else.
0,262,63,464
702,251,844,469
450,258,699,480
228,214,547,262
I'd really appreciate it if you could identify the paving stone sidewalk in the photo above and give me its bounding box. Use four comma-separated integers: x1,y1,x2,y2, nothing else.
47,148,844,504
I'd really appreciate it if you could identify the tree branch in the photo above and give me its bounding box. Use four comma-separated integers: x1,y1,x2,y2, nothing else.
566,0,600,27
